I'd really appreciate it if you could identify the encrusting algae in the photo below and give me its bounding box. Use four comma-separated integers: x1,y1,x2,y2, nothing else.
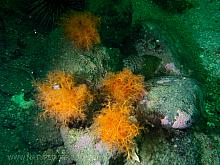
35,71,93,125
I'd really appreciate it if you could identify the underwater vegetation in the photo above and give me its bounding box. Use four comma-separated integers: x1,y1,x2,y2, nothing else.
35,71,93,125
23,0,85,29
101,68,145,104
63,12,101,50
92,102,140,157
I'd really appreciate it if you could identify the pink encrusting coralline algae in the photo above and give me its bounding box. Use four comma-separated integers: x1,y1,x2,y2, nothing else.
160,116,172,126
172,110,192,129
73,135,93,151
164,63,181,75
160,110,192,129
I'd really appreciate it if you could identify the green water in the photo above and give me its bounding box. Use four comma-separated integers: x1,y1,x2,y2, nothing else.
0,0,219,164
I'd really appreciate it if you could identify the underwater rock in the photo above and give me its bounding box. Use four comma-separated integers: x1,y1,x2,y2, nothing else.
0,93,34,128
54,45,112,85
47,28,119,85
0,98,34,129
22,118,63,151
139,76,204,129
125,130,220,165
0,66,34,95
122,22,183,78
126,132,197,165
123,55,162,79
60,126,113,165
134,26,182,76
192,131,220,164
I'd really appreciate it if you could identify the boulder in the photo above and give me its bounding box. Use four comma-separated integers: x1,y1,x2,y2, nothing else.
60,126,113,165
139,76,204,129
125,131,220,165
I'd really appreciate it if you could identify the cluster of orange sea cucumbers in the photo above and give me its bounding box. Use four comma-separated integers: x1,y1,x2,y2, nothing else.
101,68,145,104
64,12,100,50
92,102,140,155
35,69,144,158
35,71,93,125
